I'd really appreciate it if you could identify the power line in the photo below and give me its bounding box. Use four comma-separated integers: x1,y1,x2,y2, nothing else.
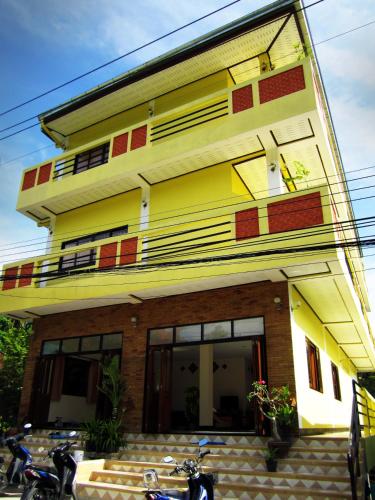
0,1,340,142
0,0,245,120
0,167,374,255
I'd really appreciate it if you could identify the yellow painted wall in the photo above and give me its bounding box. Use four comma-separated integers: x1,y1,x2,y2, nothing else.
149,162,251,228
52,189,142,251
289,285,356,429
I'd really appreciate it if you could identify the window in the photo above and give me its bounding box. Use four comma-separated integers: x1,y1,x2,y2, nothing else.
59,225,128,272
61,225,128,250
331,362,341,401
41,332,122,355
73,142,110,174
59,248,97,272
306,338,323,392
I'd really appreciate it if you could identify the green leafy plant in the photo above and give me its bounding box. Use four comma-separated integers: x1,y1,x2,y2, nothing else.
247,381,295,421
264,446,278,460
98,355,126,420
81,419,126,453
0,416,10,435
283,161,310,185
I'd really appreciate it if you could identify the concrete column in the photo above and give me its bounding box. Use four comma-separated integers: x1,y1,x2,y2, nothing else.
199,344,213,426
266,149,284,196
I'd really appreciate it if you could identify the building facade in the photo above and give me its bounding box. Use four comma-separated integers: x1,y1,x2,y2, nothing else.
1,0,374,434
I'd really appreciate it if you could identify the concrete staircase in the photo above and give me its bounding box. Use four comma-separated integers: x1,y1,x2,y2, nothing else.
0,430,353,499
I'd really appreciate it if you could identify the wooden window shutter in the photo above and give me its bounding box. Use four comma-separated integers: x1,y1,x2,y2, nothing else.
50,356,65,402
232,85,253,113
235,208,260,240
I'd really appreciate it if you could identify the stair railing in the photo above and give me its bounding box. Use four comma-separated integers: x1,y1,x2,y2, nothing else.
347,380,375,499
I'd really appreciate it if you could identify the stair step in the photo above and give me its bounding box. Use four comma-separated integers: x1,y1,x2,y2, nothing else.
93,466,351,493
77,477,352,499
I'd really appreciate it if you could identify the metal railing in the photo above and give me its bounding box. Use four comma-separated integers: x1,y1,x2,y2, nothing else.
347,380,375,499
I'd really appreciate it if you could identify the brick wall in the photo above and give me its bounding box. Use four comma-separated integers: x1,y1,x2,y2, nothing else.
20,281,293,431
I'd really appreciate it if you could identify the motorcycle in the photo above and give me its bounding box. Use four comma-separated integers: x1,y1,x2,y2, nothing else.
0,423,33,494
143,438,217,499
21,431,78,500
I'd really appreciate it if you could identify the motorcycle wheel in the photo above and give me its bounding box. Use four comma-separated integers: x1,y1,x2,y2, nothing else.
21,483,51,499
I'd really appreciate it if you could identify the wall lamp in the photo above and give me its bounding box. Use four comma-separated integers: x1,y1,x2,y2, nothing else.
130,316,138,328
273,296,283,311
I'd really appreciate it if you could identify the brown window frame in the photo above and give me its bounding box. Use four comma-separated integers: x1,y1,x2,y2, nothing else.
331,362,341,401
306,338,323,392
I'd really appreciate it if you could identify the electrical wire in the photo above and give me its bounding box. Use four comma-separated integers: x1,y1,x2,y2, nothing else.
0,167,374,255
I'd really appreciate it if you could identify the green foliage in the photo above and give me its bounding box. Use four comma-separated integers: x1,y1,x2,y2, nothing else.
283,161,310,185
359,373,375,398
98,355,126,420
264,446,278,460
0,316,32,424
81,419,126,453
247,380,296,426
0,416,10,434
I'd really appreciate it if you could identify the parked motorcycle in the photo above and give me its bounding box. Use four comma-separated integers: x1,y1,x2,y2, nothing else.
21,431,78,500
0,423,33,494
143,438,217,499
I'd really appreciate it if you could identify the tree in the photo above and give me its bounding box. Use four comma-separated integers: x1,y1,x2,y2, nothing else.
0,316,32,425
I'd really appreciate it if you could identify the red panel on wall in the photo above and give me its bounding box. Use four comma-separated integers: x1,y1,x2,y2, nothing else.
112,132,129,157
19,263,34,287
99,242,118,268
232,85,253,113
259,66,305,104
130,125,147,150
235,208,260,240
119,238,138,265
21,169,37,191
2,267,18,290
267,192,323,234
37,163,52,185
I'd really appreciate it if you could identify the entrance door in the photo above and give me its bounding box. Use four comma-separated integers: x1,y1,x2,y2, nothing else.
144,346,172,433
31,357,55,425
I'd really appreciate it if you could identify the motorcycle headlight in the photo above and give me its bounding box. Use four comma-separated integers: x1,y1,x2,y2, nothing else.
143,469,159,490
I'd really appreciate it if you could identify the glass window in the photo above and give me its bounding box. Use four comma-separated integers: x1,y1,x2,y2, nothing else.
176,324,201,343
102,333,122,350
306,338,323,392
149,328,173,345
81,335,101,352
234,317,264,337
331,363,341,401
61,337,80,353
204,321,231,341
42,340,60,355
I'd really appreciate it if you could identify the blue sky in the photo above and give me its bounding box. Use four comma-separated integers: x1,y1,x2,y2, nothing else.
0,0,374,319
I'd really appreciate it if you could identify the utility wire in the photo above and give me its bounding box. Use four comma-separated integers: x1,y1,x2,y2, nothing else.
0,167,373,254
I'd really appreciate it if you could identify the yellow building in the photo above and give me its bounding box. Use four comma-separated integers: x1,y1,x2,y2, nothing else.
1,0,374,435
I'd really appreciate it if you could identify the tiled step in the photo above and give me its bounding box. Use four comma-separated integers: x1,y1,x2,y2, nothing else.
117,448,349,476
77,478,352,500
97,461,351,493
125,438,347,461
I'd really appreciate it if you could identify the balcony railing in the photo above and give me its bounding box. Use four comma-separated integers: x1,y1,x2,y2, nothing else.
19,59,312,194
3,186,332,292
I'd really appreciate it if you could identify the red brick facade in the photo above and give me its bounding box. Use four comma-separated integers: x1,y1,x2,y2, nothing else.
19,281,293,431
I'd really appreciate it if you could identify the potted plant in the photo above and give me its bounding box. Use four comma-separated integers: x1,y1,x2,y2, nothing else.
264,446,278,472
247,380,297,442
81,419,126,455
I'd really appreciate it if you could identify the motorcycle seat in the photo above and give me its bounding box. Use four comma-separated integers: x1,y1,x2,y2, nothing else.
30,465,58,475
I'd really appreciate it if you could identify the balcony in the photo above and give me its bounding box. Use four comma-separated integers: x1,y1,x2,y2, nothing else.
2,185,343,314
16,58,333,222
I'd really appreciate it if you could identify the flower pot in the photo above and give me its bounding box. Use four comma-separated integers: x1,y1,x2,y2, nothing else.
265,458,277,472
